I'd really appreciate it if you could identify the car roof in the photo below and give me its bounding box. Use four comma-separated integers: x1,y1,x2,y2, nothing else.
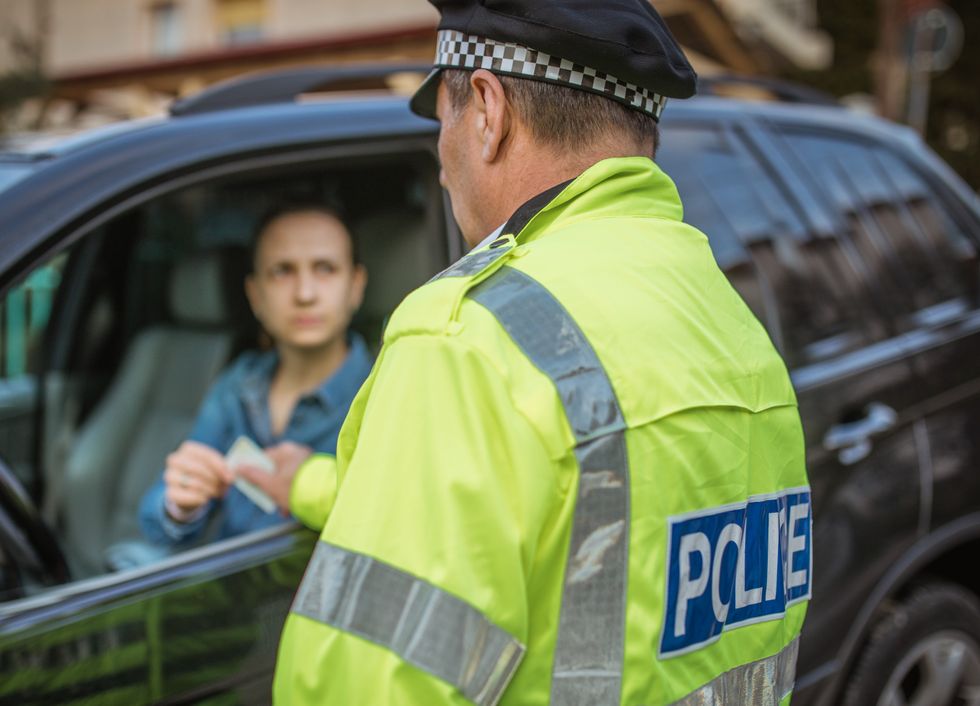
0,95,436,286
0,95,426,160
0,88,935,291
671,95,922,148
0,88,920,165
0,117,168,159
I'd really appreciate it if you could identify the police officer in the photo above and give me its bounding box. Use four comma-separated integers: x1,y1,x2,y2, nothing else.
270,1,811,703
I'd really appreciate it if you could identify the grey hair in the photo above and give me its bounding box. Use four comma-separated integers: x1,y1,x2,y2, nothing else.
442,69,660,158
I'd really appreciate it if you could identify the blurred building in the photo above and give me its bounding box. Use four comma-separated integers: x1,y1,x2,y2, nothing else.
715,0,832,70
0,0,831,131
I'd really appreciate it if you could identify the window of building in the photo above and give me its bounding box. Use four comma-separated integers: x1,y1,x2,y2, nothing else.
215,0,266,46
150,1,183,56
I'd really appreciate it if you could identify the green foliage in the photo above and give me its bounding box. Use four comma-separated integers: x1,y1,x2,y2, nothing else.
781,0,980,190
927,0,980,190
0,28,49,133
0,69,47,112
783,0,878,97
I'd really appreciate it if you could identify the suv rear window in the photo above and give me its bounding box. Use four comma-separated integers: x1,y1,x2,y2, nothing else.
779,128,978,329
659,123,879,368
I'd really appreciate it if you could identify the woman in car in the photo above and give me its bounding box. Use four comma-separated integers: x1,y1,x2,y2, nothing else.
135,201,371,553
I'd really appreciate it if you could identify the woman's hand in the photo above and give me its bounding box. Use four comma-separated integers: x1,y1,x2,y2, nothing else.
163,441,234,518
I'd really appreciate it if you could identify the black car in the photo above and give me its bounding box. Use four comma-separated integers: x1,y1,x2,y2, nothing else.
0,66,978,705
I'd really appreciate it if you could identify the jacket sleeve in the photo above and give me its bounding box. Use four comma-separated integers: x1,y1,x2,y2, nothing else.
289,454,338,531
275,331,566,705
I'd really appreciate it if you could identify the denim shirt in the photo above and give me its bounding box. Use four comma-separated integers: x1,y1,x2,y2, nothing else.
139,334,373,547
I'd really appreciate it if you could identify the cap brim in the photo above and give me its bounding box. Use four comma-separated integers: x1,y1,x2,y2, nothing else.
409,68,442,120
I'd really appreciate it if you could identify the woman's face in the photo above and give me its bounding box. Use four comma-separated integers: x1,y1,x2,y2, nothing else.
246,211,366,354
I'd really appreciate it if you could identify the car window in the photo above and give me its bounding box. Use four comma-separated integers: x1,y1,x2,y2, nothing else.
658,123,877,368
869,147,978,322
0,149,446,599
777,129,978,329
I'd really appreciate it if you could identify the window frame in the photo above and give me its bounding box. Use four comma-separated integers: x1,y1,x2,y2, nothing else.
213,0,267,46
740,121,893,317
735,117,980,398
742,121,891,367
762,121,980,327
0,134,451,597
148,0,184,56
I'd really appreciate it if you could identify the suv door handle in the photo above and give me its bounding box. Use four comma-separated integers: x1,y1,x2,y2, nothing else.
823,402,898,466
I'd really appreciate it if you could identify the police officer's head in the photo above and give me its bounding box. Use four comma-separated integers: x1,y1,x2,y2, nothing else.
412,0,697,244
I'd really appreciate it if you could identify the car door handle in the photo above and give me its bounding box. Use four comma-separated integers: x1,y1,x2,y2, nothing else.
823,402,898,466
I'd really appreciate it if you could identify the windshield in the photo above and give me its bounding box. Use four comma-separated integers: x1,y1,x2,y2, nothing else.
0,163,35,194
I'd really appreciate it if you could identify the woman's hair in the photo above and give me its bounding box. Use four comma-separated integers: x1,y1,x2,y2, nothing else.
249,200,360,271
442,69,660,158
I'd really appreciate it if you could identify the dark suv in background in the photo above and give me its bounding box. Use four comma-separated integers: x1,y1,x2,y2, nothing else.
0,66,977,705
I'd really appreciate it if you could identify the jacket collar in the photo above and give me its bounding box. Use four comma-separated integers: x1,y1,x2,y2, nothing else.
500,179,573,239
503,156,683,243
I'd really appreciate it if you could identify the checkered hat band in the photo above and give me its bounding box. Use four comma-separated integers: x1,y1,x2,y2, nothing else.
434,30,667,120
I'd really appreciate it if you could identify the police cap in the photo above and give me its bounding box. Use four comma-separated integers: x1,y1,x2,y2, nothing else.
410,0,697,122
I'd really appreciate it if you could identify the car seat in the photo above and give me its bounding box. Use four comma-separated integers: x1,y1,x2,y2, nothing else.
62,249,248,578
350,205,445,349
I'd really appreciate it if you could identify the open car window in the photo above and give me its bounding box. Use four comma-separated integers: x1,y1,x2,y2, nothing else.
0,148,447,601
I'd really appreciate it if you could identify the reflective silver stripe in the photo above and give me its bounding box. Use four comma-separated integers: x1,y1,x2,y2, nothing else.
292,541,525,706
431,242,513,281
670,637,800,706
469,267,626,441
469,267,629,705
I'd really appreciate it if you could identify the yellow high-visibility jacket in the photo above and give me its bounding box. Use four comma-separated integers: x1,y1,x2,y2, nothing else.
279,156,810,705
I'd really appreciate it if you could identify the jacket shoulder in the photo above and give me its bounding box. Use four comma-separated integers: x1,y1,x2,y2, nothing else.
383,239,518,343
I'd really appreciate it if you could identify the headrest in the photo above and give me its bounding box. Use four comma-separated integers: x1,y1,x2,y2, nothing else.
168,252,230,326
353,207,437,318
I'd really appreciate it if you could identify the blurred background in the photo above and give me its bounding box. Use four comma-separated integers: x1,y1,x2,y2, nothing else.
0,0,975,188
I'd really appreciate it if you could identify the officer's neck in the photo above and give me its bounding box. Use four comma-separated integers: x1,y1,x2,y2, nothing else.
478,133,652,241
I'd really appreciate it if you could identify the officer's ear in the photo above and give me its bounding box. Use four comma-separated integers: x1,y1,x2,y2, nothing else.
469,69,512,164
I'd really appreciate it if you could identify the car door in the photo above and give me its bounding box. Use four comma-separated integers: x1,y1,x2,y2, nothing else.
741,120,942,704
855,143,980,540
0,198,316,705
0,115,450,704
0,176,316,706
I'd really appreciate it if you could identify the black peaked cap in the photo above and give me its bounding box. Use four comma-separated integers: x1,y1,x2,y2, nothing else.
410,0,697,120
